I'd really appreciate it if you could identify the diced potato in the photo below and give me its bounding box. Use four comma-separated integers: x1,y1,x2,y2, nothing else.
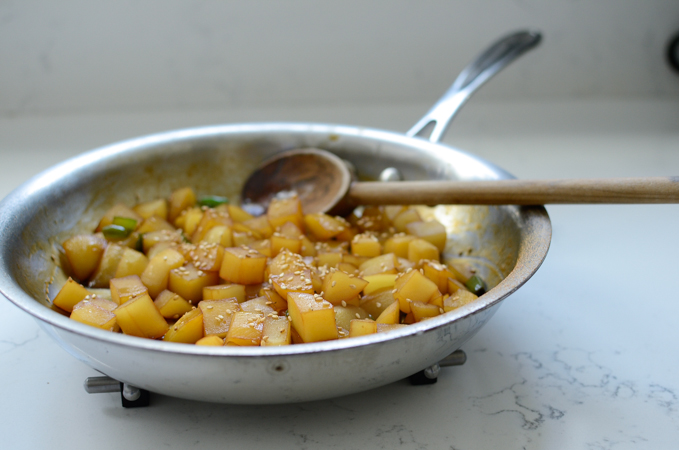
349,318,377,337
393,269,440,313
359,289,397,318
333,305,369,330
383,233,416,259
202,225,233,247
219,246,267,285
133,198,168,220
242,216,274,239
406,220,447,252
227,204,255,223
259,288,288,314
168,187,197,223
198,298,241,337
351,233,382,258
375,300,400,324
202,283,246,302
392,208,421,233
267,249,307,277
316,250,343,268
140,248,185,298
136,216,176,234
407,238,440,263
376,323,408,333
272,269,315,298
271,222,304,256
141,229,182,253
89,244,126,288
188,242,225,272
70,297,119,331
447,277,468,294
287,292,338,343
232,222,263,240
195,335,224,346
336,262,359,275
191,208,233,243
62,234,107,281
110,275,148,305
114,292,169,339
53,278,93,312
321,270,368,305
261,316,291,346
154,290,194,319
411,300,442,322
422,260,454,294
267,195,304,230
249,239,272,257
443,290,478,312
225,311,264,346
114,247,149,278
96,204,143,232
177,207,204,235
359,253,397,276
168,263,219,303
164,308,204,344
362,273,398,296
304,213,346,240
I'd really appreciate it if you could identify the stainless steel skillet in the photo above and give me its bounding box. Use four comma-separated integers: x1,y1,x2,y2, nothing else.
0,30,550,404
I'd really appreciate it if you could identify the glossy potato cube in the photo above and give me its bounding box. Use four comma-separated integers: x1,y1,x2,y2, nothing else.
202,283,246,302
199,298,242,337
168,187,196,223
304,213,346,240
110,275,148,305
349,319,377,337
195,335,224,346
114,292,168,339
267,195,304,230
393,269,440,313
133,198,168,220
140,248,185,298
287,292,338,343
89,243,126,288
62,234,107,281
406,220,447,252
220,247,267,285
351,233,382,258
154,290,194,319
168,263,219,302
53,278,92,312
70,297,119,331
443,290,478,312
164,308,204,344
407,238,440,263
225,311,265,346
375,300,400,324
261,316,291,346
321,270,368,305
358,253,397,276
114,247,149,278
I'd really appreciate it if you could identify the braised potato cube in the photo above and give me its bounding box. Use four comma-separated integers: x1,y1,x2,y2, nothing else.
188,242,225,272
362,273,398,296
154,290,194,319
96,204,142,232
199,298,241,337
383,233,416,259
411,300,442,322
240,296,276,316
271,222,304,256
259,288,288,314
351,233,382,258
406,220,447,252
164,308,204,344
392,207,421,233
359,289,397,318
53,278,92,312
272,269,315,298
140,248,185,298
407,238,440,263
89,243,126,288
202,283,246,302
443,290,478,312
168,263,219,303
447,277,468,294
337,262,359,275
114,247,149,278
422,260,454,294
287,292,338,343
393,269,440,313
136,216,175,234
195,335,224,346
225,311,265,346
267,249,307,277
114,292,168,339
267,195,304,230
261,316,291,346
316,250,343,269
62,235,107,281
242,216,274,239
349,318,377,337
192,208,233,243
133,198,168,220
376,323,408,333
169,187,196,223
321,270,368,305
176,207,203,235
304,213,346,240
249,239,272,257
220,246,267,285
141,229,182,253
110,275,148,305
375,300,400,324
202,225,233,248
333,305,370,330
359,253,397,276
70,297,118,331
232,222,263,240
227,204,255,223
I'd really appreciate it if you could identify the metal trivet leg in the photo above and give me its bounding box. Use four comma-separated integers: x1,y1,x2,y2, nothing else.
409,349,467,385
84,376,150,408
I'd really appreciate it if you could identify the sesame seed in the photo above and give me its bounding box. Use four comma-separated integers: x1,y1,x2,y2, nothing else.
355,313,360,319
376,302,382,308
341,300,347,307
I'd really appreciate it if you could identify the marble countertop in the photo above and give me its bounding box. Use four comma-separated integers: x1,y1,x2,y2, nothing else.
1,99,678,449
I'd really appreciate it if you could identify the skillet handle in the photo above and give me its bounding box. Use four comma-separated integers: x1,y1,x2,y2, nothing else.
406,30,542,143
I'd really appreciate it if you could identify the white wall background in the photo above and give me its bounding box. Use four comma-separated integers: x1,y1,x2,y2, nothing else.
1,0,679,117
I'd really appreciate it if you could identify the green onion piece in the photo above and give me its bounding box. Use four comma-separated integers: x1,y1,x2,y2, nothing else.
198,195,229,208
465,275,487,296
102,224,130,240
136,233,144,252
112,216,138,232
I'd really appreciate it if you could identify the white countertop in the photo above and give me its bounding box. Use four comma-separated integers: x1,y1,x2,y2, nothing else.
1,99,678,449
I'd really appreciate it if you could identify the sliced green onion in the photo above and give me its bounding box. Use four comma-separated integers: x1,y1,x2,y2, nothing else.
198,195,229,208
465,275,487,296
102,224,130,240
112,216,138,232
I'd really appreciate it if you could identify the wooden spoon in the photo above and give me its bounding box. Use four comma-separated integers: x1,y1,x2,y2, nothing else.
240,148,679,215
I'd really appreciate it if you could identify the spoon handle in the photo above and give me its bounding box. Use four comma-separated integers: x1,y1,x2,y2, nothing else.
348,177,679,205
